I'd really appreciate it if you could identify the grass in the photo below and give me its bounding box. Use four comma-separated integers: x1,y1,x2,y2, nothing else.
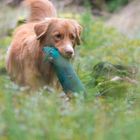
0,12,140,140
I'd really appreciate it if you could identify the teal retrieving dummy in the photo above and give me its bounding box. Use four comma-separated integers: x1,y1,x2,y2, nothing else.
42,46,86,95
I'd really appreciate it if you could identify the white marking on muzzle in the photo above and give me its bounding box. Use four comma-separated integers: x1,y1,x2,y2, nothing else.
65,44,74,56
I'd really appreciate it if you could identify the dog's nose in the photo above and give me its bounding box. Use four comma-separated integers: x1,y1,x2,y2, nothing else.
65,44,74,58
65,50,74,57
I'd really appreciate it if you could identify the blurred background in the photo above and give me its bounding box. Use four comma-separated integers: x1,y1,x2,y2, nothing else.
1,0,140,38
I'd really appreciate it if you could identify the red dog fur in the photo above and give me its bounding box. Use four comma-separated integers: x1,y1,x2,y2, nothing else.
6,0,82,89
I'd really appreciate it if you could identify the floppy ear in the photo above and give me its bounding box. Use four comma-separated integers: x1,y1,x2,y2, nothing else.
75,24,83,45
34,23,49,40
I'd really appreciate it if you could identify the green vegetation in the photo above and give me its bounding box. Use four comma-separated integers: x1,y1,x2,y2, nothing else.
106,0,129,12
0,12,140,140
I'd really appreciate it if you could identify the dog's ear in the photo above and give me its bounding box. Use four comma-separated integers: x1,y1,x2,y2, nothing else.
69,20,82,45
74,23,83,45
34,22,49,40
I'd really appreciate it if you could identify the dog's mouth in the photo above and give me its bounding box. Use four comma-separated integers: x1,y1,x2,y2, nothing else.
46,45,74,59
62,52,74,59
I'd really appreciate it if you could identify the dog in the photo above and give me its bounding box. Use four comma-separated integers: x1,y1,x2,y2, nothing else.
6,0,82,89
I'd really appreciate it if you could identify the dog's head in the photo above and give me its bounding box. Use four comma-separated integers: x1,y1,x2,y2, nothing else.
34,18,82,58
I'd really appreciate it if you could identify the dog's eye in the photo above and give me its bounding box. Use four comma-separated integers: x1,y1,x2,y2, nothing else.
55,34,63,40
70,34,75,41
